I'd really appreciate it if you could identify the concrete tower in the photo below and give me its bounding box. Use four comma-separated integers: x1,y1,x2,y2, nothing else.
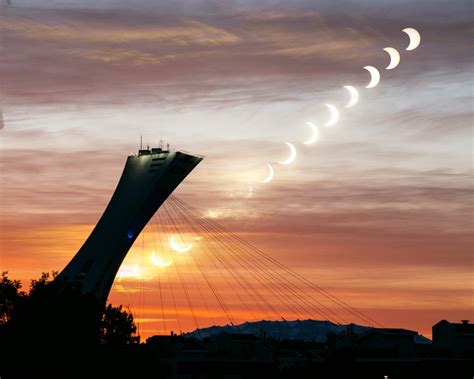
58,147,203,304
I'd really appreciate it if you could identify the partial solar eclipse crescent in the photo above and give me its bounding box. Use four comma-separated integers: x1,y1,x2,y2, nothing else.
278,142,296,165
383,47,401,70
304,122,319,145
169,235,193,253
261,163,274,183
151,250,173,267
343,86,359,108
247,184,253,198
402,27,421,51
208,209,218,218
363,66,381,88
116,264,140,280
324,104,339,127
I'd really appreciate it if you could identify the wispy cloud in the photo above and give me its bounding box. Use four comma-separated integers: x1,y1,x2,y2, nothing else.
2,2,470,107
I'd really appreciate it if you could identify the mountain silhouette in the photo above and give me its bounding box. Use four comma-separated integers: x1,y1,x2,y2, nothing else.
185,319,431,344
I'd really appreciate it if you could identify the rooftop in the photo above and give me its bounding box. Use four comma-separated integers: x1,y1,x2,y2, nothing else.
434,320,474,334
129,146,204,159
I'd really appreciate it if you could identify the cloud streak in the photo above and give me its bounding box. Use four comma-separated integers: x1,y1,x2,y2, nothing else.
2,2,470,107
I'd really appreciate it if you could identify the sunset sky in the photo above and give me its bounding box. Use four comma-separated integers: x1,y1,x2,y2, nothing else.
0,0,472,339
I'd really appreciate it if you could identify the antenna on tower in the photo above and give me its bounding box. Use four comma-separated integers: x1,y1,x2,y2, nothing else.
140,135,143,150
160,140,163,149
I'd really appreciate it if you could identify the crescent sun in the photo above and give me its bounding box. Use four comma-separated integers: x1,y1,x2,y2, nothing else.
343,86,359,108
402,27,421,51
151,250,173,267
324,104,339,127
278,142,296,165
383,47,401,70
247,184,253,198
363,66,380,89
208,208,218,218
169,235,193,253
261,163,274,183
304,122,319,145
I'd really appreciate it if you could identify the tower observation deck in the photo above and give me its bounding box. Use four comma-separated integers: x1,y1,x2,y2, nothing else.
58,147,203,304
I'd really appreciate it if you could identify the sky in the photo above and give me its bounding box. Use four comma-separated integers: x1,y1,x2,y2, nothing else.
0,0,472,339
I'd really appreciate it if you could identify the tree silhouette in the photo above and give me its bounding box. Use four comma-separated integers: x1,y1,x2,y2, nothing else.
1,272,140,347
0,271,25,324
29,271,58,297
100,304,140,345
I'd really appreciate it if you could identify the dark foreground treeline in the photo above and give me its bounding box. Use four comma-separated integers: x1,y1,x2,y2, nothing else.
1,336,471,379
0,272,139,379
0,272,472,379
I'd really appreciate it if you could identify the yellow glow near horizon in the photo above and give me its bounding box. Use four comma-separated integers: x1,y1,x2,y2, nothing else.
117,263,140,279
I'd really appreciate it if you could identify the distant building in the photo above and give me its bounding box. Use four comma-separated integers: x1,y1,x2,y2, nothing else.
211,333,272,361
432,320,474,358
354,328,418,357
330,325,419,358
272,339,324,369
146,333,276,378
146,334,206,356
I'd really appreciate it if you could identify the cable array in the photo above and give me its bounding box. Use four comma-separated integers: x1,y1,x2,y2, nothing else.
128,195,382,336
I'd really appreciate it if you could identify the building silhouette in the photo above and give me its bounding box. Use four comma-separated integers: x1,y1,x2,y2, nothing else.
433,319,474,358
328,324,420,358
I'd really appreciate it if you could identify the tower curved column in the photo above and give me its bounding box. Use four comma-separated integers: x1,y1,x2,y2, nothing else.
58,148,203,304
